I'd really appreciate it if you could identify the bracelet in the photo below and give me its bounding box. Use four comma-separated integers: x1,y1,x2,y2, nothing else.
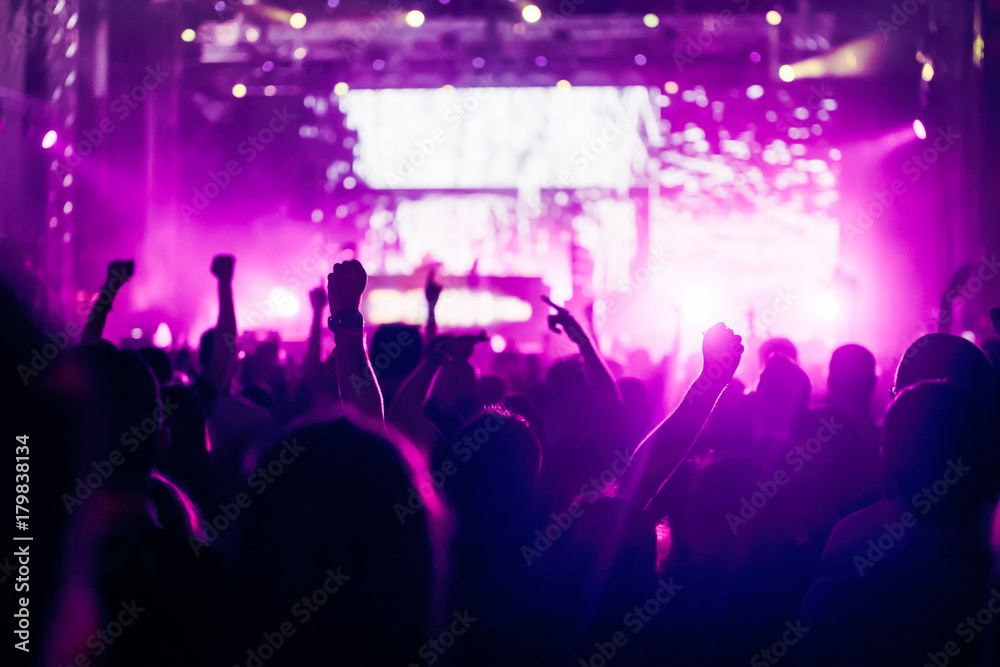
328,308,364,333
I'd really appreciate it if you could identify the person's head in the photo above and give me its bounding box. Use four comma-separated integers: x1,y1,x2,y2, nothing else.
370,323,422,404
881,381,996,521
828,344,876,404
894,333,993,399
138,346,173,386
759,337,798,366
198,328,214,372
57,344,168,494
432,407,541,527
238,418,437,666
754,354,811,430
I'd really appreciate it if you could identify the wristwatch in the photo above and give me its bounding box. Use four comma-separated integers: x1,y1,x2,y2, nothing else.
328,308,364,333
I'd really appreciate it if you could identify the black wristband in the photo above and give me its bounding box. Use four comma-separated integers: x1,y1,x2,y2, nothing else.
328,308,363,332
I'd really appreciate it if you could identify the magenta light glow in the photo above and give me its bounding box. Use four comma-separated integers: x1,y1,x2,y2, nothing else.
42,130,58,148
913,119,927,140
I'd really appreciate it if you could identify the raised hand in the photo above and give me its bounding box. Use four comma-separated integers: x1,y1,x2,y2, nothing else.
309,286,327,312
542,295,588,347
211,254,235,282
327,259,367,314
700,322,744,385
106,260,134,290
425,269,443,308
426,331,488,364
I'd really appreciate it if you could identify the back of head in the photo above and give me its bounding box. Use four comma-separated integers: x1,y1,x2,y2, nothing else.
370,323,422,401
828,343,876,400
139,346,173,386
882,381,996,521
61,344,163,494
433,407,541,526
895,333,993,398
239,418,435,666
759,337,798,365
756,354,811,419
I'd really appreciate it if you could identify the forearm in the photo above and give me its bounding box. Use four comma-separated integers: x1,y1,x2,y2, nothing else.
333,331,384,424
306,312,323,371
205,280,236,392
578,338,623,415
387,358,444,451
426,306,438,341
81,282,118,344
616,372,728,508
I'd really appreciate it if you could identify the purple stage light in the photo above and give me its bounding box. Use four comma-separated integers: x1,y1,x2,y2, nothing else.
913,119,927,140
42,130,57,148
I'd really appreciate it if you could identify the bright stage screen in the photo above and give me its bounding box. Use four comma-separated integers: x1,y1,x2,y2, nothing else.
339,86,655,190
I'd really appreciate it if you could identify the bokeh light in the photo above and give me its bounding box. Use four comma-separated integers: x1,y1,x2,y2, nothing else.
779,65,795,82
643,14,659,28
232,83,247,98
42,130,57,149
289,12,307,29
406,10,425,27
181,28,196,42
766,10,782,25
522,5,542,23
913,119,927,139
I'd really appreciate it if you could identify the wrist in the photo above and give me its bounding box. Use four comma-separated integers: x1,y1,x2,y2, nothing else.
328,308,363,333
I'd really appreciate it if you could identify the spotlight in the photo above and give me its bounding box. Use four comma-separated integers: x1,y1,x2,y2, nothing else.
913,119,927,140
333,82,349,96
42,130,57,149
522,5,542,23
778,65,795,82
181,28,196,42
766,10,782,25
816,296,839,320
664,81,679,94
406,10,425,27
746,84,764,99
289,12,307,29
643,14,659,28
921,61,934,81
556,79,571,88
232,83,247,98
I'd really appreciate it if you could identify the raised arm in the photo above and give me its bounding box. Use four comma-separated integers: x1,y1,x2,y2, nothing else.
81,260,134,344
203,255,237,394
326,259,384,424
615,323,743,510
386,337,453,452
306,286,326,374
425,269,442,341
543,296,623,417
